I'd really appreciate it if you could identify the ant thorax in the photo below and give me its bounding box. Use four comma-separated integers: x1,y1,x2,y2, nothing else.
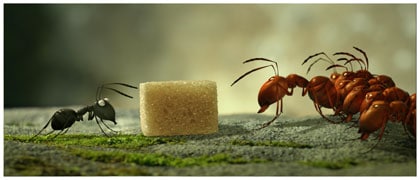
342,71,356,80
355,70,373,79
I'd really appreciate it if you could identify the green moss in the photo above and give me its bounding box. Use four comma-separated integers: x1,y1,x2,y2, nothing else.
231,139,312,148
5,134,184,149
5,134,268,169
5,154,152,176
69,147,267,167
299,159,361,169
5,155,82,176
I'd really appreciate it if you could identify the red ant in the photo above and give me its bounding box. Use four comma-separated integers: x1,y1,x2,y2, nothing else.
405,93,416,139
301,52,343,123
358,87,411,145
329,47,373,123
304,47,416,151
231,58,308,129
302,47,394,124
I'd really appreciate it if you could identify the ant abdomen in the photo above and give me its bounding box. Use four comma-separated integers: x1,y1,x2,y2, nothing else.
50,109,78,130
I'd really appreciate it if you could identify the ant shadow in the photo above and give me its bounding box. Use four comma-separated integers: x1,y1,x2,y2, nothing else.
181,124,250,141
176,121,251,141
276,115,417,157
271,115,338,134
362,124,417,157
165,114,269,141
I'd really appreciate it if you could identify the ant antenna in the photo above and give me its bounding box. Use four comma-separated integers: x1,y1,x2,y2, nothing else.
361,139,381,153
345,58,366,71
334,50,367,71
96,83,138,101
302,52,336,74
231,58,279,86
325,64,348,72
353,46,369,70
243,58,279,76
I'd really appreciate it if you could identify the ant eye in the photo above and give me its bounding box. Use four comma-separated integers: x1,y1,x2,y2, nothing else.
98,99,106,107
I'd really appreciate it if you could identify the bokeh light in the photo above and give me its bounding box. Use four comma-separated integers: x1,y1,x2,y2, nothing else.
4,4,416,117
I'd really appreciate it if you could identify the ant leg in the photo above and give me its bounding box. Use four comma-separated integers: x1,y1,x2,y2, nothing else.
362,139,382,154
351,115,361,128
310,90,341,124
314,104,341,124
100,119,119,133
375,120,388,141
362,120,387,153
302,86,308,96
29,117,53,140
403,123,416,140
95,116,110,137
256,113,280,130
52,128,70,139
61,127,71,135
345,122,359,131
256,99,282,130
45,130,56,135
344,118,359,134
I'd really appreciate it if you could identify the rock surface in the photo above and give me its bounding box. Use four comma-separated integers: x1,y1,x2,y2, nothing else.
4,107,416,176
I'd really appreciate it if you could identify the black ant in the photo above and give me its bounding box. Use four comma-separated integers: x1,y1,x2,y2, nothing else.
30,83,137,139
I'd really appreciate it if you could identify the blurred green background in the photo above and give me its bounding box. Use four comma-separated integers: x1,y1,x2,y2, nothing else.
4,4,416,117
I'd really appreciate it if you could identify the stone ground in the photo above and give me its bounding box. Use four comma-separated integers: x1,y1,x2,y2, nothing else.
3,107,417,176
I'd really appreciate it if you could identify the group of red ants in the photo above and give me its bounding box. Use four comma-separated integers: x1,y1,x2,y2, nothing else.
231,46,416,150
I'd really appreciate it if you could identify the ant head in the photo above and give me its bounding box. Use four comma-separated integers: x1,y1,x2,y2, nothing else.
92,83,137,124
93,98,116,124
330,72,341,82
382,87,409,103
375,75,395,88
410,93,416,102
342,71,356,80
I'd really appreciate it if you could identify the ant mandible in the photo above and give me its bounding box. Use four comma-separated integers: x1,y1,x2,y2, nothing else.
231,58,308,129
30,83,137,139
